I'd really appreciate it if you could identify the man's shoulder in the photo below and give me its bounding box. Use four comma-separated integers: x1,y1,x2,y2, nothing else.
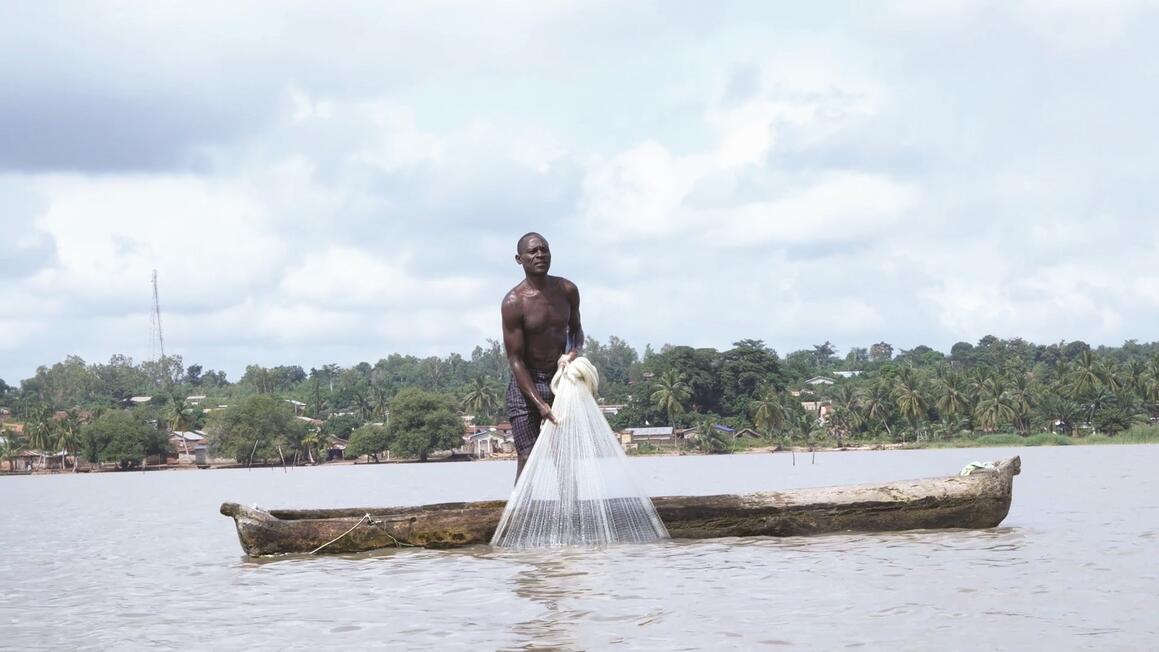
550,275,578,292
501,283,525,309
552,276,579,299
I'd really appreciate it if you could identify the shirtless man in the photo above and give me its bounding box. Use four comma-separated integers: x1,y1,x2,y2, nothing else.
501,232,584,481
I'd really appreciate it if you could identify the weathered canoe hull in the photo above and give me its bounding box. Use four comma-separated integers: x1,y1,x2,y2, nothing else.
221,456,1020,556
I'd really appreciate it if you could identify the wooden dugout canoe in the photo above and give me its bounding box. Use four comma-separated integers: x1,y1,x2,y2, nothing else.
220,456,1021,556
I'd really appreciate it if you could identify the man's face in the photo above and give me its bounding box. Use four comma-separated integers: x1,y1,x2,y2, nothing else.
516,236,551,276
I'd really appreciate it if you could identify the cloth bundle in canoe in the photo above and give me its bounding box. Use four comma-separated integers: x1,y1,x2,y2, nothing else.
491,356,669,548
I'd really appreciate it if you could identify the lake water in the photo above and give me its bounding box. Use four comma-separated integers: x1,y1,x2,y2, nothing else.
2,446,1156,650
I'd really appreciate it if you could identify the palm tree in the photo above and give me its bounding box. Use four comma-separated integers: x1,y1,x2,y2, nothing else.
462,377,500,421
785,412,823,465
344,384,369,421
825,406,858,448
932,373,971,438
1142,354,1159,420
697,416,731,454
973,378,1015,433
26,405,56,470
1122,360,1147,397
299,430,330,465
1006,374,1036,435
1068,351,1103,399
56,409,84,472
892,367,926,443
1082,388,1117,431
165,396,195,455
651,370,691,430
825,384,862,447
857,380,894,442
750,390,785,440
0,429,24,472
308,375,331,419
1037,394,1083,435
370,381,392,419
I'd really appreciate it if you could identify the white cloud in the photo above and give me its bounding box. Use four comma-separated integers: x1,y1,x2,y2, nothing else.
708,172,917,248
26,175,285,310
279,247,484,308
1,1,1157,382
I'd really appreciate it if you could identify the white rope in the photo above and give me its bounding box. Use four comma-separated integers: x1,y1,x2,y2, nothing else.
310,513,371,554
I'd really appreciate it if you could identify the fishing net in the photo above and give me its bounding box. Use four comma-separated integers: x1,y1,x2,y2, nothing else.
491,356,669,548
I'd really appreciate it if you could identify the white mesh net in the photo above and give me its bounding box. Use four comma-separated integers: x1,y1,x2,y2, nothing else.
491,356,669,548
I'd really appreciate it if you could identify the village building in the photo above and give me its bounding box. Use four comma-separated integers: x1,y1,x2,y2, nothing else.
621,426,684,449
800,401,834,422
462,425,514,458
169,431,209,460
327,438,347,461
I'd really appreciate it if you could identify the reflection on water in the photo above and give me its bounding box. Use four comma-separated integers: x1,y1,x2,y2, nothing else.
2,446,1158,649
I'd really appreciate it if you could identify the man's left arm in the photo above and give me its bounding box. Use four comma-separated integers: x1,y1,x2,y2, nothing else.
565,280,584,361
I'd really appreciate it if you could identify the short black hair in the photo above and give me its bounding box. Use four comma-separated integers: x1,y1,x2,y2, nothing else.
517,232,547,253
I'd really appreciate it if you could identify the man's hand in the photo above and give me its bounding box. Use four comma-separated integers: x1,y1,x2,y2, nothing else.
536,400,558,425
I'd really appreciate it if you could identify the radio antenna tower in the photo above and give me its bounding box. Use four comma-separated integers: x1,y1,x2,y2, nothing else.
149,269,168,386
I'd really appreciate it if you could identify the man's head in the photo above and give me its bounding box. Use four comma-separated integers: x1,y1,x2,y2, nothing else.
515,232,551,277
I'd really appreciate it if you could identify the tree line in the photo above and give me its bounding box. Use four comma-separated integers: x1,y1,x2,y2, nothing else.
2,335,1158,468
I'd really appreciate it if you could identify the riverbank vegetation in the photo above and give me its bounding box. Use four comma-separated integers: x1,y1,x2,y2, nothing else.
2,335,1158,469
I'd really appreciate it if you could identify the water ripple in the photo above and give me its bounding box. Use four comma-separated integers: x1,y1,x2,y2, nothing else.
2,446,1158,649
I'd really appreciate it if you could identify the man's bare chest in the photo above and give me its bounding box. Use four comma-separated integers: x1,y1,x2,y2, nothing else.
521,292,570,333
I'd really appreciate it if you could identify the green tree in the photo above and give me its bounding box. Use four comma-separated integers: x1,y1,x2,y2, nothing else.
55,408,84,472
857,380,894,441
461,377,501,422
83,411,168,469
784,412,823,465
932,372,971,436
718,340,785,414
166,395,194,432
825,384,861,446
322,413,362,439
892,366,926,442
750,390,785,439
1068,350,1106,398
650,370,692,429
0,428,25,472
388,388,463,462
812,341,837,367
696,417,732,454
869,342,893,363
25,404,56,469
298,430,330,464
1091,392,1146,436
206,394,304,463
346,424,395,462
973,378,1015,433
1006,374,1036,435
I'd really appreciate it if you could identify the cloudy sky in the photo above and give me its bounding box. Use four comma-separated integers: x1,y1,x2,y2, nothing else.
2,1,1157,383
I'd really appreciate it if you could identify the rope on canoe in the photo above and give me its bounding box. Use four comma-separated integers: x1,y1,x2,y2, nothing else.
309,513,413,554
311,514,371,554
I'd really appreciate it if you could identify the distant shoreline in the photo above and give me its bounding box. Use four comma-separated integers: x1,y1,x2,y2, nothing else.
4,435,1156,477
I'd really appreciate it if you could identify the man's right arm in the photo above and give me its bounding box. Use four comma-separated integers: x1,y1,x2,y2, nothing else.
502,292,557,425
